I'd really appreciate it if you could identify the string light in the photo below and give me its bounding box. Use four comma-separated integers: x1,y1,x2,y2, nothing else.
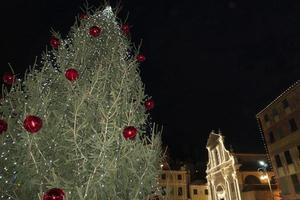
0,5,161,199
257,80,299,116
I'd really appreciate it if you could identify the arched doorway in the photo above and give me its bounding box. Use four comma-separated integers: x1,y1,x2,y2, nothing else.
216,185,226,200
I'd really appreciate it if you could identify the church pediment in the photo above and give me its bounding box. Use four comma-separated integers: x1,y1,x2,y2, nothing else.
206,131,221,148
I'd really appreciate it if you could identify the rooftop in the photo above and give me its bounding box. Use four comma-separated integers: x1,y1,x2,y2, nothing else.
256,80,300,117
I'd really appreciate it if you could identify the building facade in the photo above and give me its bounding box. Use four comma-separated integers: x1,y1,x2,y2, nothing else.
256,80,300,200
206,131,279,200
159,169,190,200
189,181,211,200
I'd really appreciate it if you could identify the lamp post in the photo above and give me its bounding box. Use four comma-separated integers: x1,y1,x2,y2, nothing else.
258,160,274,200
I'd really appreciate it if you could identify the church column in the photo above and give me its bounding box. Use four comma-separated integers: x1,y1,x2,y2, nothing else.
207,180,215,200
232,173,242,200
224,175,232,200
211,180,218,200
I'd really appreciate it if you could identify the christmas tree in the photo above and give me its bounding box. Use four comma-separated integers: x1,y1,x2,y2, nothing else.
0,6,162,200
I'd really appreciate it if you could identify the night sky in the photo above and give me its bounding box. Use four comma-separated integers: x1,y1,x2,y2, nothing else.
1,0,300,165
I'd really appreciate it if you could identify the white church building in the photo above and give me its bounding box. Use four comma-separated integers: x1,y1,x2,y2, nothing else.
206,131,280,200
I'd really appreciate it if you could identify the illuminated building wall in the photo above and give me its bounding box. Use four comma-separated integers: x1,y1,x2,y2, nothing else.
257,80,300,200
206,131,279,200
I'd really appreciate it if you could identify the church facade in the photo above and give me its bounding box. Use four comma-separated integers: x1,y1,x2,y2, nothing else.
206,131,280,200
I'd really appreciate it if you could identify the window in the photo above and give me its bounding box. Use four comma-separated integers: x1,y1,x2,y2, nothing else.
205,189,209,195
298,146,300,159
269,131,275,143
193,189,198,195
272,109,279,116
289,119,298,132
264,114,270,122
279,177,289,195
161,174,166,180
275,155,283,167
291,174,300,193
282,99,289,109
177,174,182,180
285,151,293,164
284,151,293,164
178,187,183,196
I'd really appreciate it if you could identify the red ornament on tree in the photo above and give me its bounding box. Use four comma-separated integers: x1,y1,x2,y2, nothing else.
23,115,43,133
136,54,146,62
89,26,102,37
79,13,87,20
153,195,160,200
121,24,130,35
0,119,8,135
123,126,137,140
145,99,155,110
50,37,60,49
2,72,15,85
43,188,65,200
65,68,79,81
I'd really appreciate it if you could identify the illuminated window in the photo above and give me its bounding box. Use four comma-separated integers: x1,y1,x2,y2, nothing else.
284,151,293,164
275,155,283,167
289,119,298,132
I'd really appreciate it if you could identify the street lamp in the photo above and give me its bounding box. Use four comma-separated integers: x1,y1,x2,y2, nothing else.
258,160,274,200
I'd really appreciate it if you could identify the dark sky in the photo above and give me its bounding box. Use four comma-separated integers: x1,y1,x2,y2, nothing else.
1,0,300,165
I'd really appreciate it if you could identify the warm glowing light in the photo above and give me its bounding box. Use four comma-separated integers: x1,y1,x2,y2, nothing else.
258,160,268,167
260,175,268,180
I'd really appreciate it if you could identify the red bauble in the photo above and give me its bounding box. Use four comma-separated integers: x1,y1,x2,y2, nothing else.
123,126,137,140
89,26,102,37
79,13,87,20
50,37,60,49
121,24,130,35
0,119,8,135
65,68,79,81
23,115,43,133
2,72,15,85
153,195,160,200
145,99,155,110
43,188,65,200
136,54,146,62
